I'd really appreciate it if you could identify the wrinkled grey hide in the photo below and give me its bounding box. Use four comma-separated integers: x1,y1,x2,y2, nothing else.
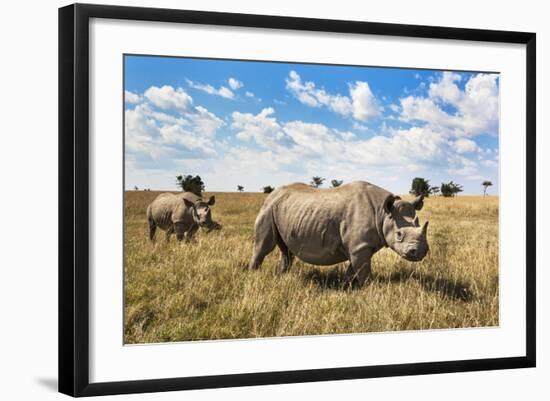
248,181,429,288
146,192,220,242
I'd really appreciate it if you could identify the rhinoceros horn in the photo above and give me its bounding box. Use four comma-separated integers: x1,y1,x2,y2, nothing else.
411,194,425,211
421,220,429,235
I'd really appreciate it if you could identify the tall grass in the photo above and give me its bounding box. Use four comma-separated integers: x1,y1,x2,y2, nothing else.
124,191,498,344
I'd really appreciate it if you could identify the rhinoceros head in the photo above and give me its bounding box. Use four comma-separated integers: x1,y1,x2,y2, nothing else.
183,195,219,230
382,194,429,262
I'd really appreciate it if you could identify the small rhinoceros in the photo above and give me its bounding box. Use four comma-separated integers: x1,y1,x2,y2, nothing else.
146,192,220,242
249,181,429,288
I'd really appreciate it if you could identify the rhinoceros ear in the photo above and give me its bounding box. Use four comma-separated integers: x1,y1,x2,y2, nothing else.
411,194,425,211
207,195,215,206
182,193,198,208
383,195,399,215
182,198,194,208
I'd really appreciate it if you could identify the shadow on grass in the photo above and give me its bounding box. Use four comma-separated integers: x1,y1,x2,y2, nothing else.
302,265,474,302
301,267,347,291
384,267,474,302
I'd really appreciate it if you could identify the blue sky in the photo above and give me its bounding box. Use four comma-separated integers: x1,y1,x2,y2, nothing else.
124,55,499,195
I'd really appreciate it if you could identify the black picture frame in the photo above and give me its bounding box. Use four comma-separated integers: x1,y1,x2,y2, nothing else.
59,3,536,397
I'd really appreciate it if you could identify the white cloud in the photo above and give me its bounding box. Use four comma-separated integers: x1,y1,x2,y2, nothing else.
338,131,356,141
245,91,254,97
186,79,235,99
125,90,142,104
389,103,400,113
226,104,501,190
347,127,446,167
352,122,369,132
286,70,320,107
125,86,223,162
428,72,463,104
228,78,243,90
231,108,450,171
446,154,480,177
285,71,381,122
349,81,382,121
400,72,499,137
400,96,453,128
452,138,480,154
193,106,225,137
481,159,498,168
231,108,287,148
144,85,193,111
125,104,158,155
284,73,342,117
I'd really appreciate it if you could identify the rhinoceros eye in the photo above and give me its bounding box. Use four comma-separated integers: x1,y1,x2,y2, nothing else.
396,230,403,242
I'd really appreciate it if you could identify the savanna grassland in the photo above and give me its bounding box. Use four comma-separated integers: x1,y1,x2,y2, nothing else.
124,191,499,344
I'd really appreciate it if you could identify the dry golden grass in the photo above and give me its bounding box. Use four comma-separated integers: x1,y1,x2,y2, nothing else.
124,191,498,344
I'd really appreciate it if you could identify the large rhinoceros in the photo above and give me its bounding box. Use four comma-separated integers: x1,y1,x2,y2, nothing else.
248,181,429,288
146,192,220,242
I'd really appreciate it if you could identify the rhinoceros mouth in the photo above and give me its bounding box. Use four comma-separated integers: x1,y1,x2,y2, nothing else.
203,222,222,232
401,247,428,262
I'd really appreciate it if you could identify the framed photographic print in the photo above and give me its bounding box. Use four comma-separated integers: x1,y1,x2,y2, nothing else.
58,3,536,397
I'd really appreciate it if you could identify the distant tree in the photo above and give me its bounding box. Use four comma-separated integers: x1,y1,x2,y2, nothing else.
134,185,139,191
409,177,437,197
176,174,205,196
482,180,493,197
431,186,440,196
310,176,325,188
440,181,464,197
331,179,343,188
262,185,275,194
237,185,244,192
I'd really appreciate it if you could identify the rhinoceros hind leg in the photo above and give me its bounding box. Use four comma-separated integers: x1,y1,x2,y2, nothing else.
277,238,294,273
249,210,277,270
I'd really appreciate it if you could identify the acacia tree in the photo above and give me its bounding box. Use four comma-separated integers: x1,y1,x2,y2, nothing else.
440,181,464,197
237,185,244,192
410,177,437,196
331,179,343,188
482,180,493,197
262,185,275,194
176,174,205,196
310,176,325,188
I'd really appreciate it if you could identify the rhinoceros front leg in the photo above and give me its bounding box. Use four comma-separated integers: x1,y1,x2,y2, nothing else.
343,247,373,289
165,225,174,242
184,224,199,242
174,222,187,241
